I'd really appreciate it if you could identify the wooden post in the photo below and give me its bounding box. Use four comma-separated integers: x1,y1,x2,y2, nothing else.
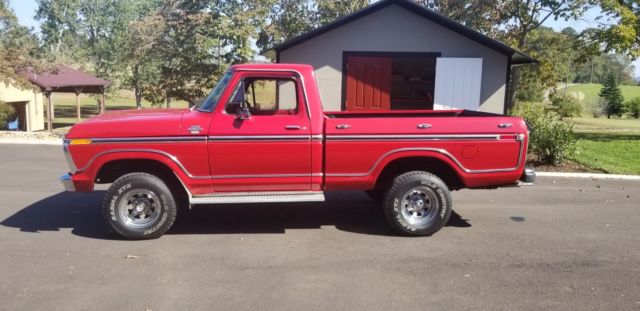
46,92,53,133
50,93,55,119
75,88,82,122
100,88,106,114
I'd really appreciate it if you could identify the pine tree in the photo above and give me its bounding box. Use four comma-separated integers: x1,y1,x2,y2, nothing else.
598,74,624,118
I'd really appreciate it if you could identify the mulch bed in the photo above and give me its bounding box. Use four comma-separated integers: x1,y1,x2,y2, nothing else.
526,156,606,173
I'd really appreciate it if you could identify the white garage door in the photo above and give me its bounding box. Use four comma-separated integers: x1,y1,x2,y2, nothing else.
433,58,483,111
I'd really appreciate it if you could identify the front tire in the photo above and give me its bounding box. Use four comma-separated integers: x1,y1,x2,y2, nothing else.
102,173,177,240
383,171,452,236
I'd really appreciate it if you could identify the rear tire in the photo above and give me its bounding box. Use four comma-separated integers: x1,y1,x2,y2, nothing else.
383,171,452,236
102,173,177,240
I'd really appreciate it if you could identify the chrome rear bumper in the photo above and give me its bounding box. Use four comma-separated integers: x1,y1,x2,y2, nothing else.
520,168,536,184
60,174,75,192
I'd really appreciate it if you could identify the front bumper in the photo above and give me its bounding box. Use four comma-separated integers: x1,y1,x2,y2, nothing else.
60,174,76,192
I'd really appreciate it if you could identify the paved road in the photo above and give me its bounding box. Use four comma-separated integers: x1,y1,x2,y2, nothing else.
0,144,639,311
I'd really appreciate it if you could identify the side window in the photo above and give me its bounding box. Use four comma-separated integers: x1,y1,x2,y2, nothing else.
225,77,299,115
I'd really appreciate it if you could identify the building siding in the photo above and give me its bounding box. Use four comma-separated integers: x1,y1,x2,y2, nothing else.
279,4,508,113
0,82,45,132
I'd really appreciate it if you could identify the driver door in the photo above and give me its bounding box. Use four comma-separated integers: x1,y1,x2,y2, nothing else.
208,71,312,192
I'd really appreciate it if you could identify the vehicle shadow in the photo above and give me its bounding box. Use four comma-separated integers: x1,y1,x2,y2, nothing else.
1,191,471,240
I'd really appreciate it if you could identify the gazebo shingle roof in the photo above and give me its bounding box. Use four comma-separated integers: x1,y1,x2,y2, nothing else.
22,64,111,93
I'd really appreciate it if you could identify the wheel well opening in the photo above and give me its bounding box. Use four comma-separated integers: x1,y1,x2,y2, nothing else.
96,159,189,205
374,157,464,191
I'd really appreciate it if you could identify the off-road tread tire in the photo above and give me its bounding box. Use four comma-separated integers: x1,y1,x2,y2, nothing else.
102,172,177,240
382,171,452,236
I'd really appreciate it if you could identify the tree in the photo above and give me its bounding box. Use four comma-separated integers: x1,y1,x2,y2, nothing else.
37,0,151,89
516,27,579,101
598,73,624,118
316,0,369,25
35,0,81,58
588,0,639,59
257,0,369,53
257,0,316,52
122,0,164,108
422,0,511,37
573,53,636,84
0,0,43,88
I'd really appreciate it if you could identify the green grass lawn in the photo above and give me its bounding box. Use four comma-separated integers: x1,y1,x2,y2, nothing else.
563,83,640,104
569,117,640,132
572,132,640,175
567,116,640,175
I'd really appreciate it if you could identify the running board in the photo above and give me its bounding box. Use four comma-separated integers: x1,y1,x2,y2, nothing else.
190,191,325,205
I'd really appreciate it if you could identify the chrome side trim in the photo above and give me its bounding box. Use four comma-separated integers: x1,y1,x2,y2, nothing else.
211,173,322,179
190,191,325,204
311,134,323,141
208,135,311,141
91,136,207,143
326,134,502,141
234,68,312,119
326,138,525,177
76,148,322,180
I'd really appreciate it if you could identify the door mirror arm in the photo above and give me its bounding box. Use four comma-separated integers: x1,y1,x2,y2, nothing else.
236,106,251,120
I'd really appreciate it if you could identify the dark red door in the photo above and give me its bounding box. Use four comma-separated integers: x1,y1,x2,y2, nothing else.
346,56,392,111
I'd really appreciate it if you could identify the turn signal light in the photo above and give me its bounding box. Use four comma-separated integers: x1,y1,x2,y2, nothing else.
69,139,92,145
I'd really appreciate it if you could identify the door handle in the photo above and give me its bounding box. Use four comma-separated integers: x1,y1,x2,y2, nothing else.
336,124,351,130
417,123,432,129
285,125,302,130
498,123,513,128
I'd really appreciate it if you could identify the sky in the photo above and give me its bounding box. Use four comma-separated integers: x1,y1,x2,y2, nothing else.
8,0,640,78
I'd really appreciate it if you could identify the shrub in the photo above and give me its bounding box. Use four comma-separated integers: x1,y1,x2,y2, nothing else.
512,102,577,165
625,97,640,119
588,97,608,118
549,92,583,119
0,101,16,130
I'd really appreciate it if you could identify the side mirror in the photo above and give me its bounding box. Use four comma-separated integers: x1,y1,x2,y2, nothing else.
236,106,251,120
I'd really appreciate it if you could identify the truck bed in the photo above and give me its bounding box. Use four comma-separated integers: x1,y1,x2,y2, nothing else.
322,110,528,190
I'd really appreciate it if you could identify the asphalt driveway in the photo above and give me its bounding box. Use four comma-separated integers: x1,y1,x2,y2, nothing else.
0,144,639,311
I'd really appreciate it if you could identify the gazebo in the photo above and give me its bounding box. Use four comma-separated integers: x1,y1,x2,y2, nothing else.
22,65,111,132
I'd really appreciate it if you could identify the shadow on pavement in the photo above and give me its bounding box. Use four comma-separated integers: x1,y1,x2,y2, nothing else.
1,191,471,240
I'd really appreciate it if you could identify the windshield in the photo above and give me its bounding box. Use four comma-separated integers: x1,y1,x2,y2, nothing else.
196,71,233,112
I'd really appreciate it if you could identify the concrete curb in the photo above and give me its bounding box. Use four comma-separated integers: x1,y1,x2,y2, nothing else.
0,138,62,146
537,171,640,180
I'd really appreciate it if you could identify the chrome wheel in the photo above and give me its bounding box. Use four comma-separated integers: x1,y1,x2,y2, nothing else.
399,186,439,226
118,189,162,229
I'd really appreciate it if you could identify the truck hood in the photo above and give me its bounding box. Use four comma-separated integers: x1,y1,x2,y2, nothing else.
65,109,189,139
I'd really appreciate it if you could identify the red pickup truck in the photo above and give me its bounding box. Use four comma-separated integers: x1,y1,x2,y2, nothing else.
60,63,534,239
